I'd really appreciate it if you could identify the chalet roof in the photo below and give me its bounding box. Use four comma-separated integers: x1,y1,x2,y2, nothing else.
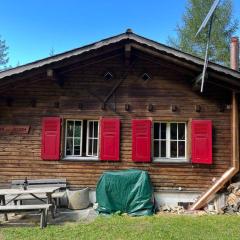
0,29,240,88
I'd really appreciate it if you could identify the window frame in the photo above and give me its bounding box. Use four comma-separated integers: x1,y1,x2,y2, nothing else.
63,119,99,161
152,121,188,163
86,120,100,157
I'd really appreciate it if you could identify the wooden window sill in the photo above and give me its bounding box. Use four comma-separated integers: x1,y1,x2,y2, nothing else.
62,157,99,162
152,158,190,164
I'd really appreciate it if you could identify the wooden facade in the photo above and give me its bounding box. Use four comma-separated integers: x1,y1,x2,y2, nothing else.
0,32,239,198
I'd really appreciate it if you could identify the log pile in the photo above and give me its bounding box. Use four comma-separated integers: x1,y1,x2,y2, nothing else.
159,205,185,214
223,182,240,214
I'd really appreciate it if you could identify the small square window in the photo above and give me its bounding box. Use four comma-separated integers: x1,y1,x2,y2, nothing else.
141,73,151,81
104,72,113,81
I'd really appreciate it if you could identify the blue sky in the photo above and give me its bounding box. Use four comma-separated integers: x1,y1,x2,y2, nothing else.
1,0,240,66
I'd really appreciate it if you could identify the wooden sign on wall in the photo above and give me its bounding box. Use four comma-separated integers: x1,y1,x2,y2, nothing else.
0,125,30,134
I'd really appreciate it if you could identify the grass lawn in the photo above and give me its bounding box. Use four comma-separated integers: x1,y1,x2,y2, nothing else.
1,214,240,240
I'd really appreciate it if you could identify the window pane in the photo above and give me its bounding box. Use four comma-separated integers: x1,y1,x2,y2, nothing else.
74,121,81,138
74,138,80,146
154,123,159,139
74,145,80,155
161,123,166,139
66,138,73,155
88,139,93,155
170,141,177,158
178,141,185,158
178,123,185,140
67,121,74,137
154,140,159,157
89,121,93,138
94,122,98,138
93,139,98,155
160,141,166,157
170,123,177,140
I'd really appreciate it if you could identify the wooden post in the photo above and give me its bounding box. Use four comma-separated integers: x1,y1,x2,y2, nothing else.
0,196,8,221
40,209,45,229
47,193,55,219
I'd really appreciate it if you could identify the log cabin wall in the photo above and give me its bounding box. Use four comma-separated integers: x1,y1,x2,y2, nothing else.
0,50,232,192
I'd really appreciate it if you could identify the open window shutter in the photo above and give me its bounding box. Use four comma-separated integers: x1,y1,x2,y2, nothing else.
100,118,120,161
132,119,151,162
192,120,212,164
41,117,61,160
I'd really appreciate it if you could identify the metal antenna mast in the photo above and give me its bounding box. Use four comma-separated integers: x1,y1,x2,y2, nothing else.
195,0,220,92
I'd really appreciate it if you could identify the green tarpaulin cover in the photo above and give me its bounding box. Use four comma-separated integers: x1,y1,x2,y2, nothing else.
96,169,154,216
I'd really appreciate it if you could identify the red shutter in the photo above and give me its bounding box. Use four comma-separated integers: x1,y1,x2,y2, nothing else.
132,119,151,162
41,117,61,160
100,118,120,161
192,120,212,164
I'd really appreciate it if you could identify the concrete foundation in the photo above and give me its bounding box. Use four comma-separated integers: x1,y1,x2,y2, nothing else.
89,190,201,208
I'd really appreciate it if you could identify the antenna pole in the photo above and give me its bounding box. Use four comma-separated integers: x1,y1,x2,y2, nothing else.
201,15,214,92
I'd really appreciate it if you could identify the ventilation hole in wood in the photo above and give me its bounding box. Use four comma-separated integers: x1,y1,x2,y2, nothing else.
31,98,37,108
125,104,130,111
171,105,178,112
147,104,153,112
141,73,151,81
195,105,201,112
54,102,60,108
104,72,113,81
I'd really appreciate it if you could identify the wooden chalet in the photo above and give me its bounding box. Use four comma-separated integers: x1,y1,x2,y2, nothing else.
0,29,239,209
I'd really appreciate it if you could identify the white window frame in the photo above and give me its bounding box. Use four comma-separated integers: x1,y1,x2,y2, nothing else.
64,119,99,160
153,122,188,163
86,120,99,157
64,120,83,158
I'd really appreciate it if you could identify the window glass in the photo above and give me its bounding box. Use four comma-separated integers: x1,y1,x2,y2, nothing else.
178,141,185,157
94,122,98,138
88,139,93,155
154,123,159,139
66,138,73,155
93,139,98,155
89,121,93,138
74,145,80,155
154,140,159,157
65,120,99,159
86,120,99,157
178,123,185,140
170,141,177,158
161,141,166,157
161,123,166,139
170,123,177,140
67,121,74,137
153,122,186,161
74,138,80,146
74,121,81,138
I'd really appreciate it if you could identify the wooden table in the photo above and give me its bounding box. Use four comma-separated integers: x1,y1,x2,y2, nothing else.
0,187,59,221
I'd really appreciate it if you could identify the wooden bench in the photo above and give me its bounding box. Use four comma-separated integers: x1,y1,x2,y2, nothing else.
0,204,52,228
11,179,67,206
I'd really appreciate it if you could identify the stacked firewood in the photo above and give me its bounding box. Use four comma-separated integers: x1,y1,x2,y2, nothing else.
159,205,185,214
223,182,240,213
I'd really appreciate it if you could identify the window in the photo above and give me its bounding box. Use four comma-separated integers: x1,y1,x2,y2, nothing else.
153,122,187,162
87,121,99,157
65,120,99,159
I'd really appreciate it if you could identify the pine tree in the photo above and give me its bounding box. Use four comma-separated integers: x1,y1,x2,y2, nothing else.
0,35,9,70
168,0,238,66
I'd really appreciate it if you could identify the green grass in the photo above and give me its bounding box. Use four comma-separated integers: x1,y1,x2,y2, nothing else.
1,215,240,240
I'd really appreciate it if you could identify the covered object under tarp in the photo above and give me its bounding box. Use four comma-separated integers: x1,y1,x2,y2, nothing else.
96,169,154,216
